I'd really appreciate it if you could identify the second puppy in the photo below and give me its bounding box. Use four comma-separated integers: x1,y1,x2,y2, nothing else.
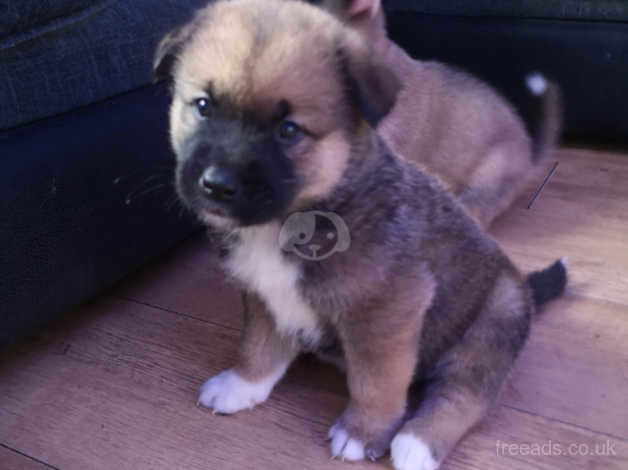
318,0,562,227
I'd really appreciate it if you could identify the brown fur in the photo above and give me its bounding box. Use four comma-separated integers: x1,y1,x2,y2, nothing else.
154,1,564,468
319,0,562,227
331,265,436,458
235,293,301,382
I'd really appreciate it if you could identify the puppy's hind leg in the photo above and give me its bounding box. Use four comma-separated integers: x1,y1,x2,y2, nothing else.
198,293,300,414
391,273,533,470
456,142,533,228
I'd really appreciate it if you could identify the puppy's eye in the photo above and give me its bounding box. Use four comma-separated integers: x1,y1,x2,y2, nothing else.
194,98,212,118
276,120,302,143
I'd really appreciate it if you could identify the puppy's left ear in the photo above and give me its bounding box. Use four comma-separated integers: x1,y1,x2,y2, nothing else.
153,25,193,83
343,52,401,128
347,0,381,19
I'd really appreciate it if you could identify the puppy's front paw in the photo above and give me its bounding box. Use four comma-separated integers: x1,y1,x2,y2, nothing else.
329,423,365,462
391,433,439,470
198,369,272,414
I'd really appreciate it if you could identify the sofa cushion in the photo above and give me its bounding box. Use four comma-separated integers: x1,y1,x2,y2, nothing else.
0,0,109,49
385,0,628,22
0,84,200,347
0,0,208,130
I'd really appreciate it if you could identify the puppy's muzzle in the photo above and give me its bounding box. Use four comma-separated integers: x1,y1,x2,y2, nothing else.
199,166,239,204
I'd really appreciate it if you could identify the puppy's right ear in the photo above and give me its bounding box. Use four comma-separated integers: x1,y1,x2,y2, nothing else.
319,0,381,20
153,26,191,83
341,49,401,128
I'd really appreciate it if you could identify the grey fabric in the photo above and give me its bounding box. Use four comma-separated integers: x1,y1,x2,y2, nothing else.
0,0,109,48
0,0,208,130
385,0,628,22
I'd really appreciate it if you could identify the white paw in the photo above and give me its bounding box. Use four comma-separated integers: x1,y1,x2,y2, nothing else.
391,433,439,470
329,424,365,461
197,369,276,414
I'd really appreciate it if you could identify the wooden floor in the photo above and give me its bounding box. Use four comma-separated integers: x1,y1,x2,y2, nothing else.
1,147,627,470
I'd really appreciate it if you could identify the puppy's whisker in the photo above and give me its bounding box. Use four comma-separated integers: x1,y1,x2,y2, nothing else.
125,183,170,204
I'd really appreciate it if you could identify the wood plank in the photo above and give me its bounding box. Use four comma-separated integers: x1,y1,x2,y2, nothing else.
453,405,627,470
501,295,628,440
0,299,346,470
115,235,243,328
1,297,626,470
492,147,628,306
0,446,55,470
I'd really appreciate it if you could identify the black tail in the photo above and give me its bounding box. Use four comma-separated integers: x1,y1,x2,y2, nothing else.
527,258,568,308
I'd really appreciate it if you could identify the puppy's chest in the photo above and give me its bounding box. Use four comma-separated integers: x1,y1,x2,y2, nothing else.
224,226,322,344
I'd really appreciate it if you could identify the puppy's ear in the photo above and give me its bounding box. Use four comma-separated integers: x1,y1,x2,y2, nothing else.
320,0,381,20
341,50,401,128
153,25,193,83
346,0,381,18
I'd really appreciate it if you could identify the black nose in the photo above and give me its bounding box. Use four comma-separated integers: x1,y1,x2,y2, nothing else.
199,167,239,202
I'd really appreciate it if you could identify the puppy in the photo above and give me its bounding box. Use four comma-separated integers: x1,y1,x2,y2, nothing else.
153,1,567,468
315,0,562,228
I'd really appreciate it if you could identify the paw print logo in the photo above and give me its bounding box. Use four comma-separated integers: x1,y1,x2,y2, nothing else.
279,211,350,261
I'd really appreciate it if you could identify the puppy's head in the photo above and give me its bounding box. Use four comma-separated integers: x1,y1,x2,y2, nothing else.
154,0,398,229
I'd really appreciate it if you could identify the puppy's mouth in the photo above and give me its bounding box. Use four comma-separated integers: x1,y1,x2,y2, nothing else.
198,208,237,230
203,206,229,218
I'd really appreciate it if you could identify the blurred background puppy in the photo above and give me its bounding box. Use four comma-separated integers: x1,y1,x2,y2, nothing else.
315,0,562,227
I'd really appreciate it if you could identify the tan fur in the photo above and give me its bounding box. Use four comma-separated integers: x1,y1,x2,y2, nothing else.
378,59,535,226
322,0,561,227
235,293,301,382
334,266,436,454
294,130,353,204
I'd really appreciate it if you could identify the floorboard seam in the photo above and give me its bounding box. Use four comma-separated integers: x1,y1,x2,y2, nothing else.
115,296,242,332
570,293,628,311
0,443,61,470
500,403,628,443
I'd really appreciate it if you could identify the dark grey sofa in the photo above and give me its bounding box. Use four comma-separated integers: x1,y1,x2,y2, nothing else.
2,0,627,347
1,0,207,347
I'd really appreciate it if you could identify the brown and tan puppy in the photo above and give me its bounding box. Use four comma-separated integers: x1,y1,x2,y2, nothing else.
153,1,567,469
315,0,562,228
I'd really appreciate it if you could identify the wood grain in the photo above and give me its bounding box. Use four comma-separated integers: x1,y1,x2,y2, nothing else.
1,297,626,470
501,295,628,440
492,148,628,306
0,446,55,470
115,235,244,328
1,147,627,470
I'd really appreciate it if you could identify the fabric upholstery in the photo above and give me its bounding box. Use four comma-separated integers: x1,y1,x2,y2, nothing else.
384,0,628,22
0,0,208,130
0,85,200,347
0,0,109,48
